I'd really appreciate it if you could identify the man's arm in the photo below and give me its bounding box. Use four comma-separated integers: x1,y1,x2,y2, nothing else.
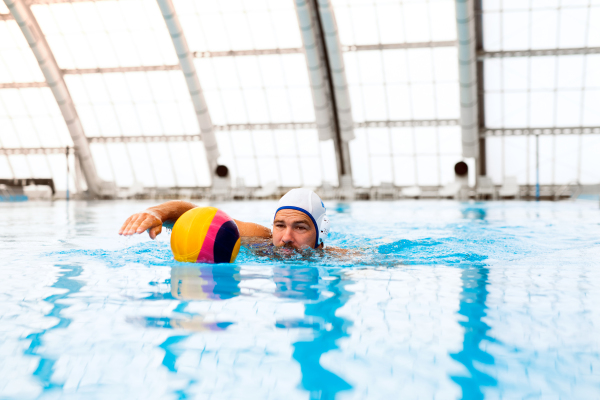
119,200,196,239
233,220,272,238
119,201,272,240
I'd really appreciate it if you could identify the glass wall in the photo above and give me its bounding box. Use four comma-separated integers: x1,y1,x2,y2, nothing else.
0,15,76,192
3,0,599,192
30,0,213,188
482,0,600,185
332,0,463,187
174,0,338,188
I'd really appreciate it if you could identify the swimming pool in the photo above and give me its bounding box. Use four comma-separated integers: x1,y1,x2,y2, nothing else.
1,200,599,399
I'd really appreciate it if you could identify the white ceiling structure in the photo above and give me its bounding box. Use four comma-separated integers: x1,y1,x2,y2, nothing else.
0,0,599,194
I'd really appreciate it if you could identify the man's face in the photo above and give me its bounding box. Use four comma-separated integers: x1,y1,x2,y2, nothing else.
272,209,316,250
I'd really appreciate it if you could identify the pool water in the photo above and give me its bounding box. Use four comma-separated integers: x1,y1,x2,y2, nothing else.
1,200,599,399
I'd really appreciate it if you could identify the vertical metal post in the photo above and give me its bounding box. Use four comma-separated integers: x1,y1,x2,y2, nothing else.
535,134,540,201
475,0,486,177
66,145,70,201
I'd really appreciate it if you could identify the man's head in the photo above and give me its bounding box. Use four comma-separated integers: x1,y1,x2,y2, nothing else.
272,188,329,250
273,208,318,250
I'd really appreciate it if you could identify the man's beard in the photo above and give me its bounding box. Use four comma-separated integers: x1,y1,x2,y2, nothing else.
272,243,314,259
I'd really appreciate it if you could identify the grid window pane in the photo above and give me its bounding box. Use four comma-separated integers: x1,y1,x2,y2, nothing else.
350,125,460,187
0,88,72,149
580,135,600,184
344,48,459,124
0,155,12,178
173,0,301,53
32,0,177,70
127,142,156,187
0,20,45,83
194,54,314,125
484,55,600,129
482,4,599,52
65,71,197,138
332,0,456,46
215,129,335,188
393,156,416,186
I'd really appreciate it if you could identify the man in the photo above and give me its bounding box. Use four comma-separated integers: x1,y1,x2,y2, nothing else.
119,188,330,251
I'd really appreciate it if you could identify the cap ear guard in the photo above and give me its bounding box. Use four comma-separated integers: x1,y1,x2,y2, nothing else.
317,214,330,246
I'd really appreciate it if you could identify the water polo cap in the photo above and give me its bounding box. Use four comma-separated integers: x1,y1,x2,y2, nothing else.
273,188,330,248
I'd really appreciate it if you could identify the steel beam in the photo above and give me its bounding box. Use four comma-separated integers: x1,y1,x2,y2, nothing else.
481,127,600,137
3,117,459,146
3,0,109,197
0,147,67,155
61,65,180,74
479,47,600,59
194,48,303,58
88,135,202,144
87,120,460,143
156,0,220,176
358,119,458,128
216,122,317,131
0,81,47,88
0,12,13,20
192,41,458,59
455,0,479,160
342,41,457,52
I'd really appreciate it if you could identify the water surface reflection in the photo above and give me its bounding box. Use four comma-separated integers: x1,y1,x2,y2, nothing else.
150,264,354,399
171,265,241,301
154,265,243,399
275,266,354,399
450,265,497,399
25,264,84,391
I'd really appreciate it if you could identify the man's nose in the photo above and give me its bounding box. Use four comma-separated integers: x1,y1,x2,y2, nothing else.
281,227,294,243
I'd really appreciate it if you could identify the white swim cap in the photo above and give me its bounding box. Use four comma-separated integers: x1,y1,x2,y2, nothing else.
273,188,330,248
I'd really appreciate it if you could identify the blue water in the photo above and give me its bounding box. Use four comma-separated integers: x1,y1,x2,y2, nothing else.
1,200,600,399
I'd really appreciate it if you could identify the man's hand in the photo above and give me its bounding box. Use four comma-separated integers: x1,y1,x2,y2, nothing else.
119,211,163,239
118,201,197,240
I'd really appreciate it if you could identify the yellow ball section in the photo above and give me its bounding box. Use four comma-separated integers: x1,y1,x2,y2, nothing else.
170,207,218,263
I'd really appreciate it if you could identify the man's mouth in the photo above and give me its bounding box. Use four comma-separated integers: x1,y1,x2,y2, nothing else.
279,243,296,253
273,243,316,259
